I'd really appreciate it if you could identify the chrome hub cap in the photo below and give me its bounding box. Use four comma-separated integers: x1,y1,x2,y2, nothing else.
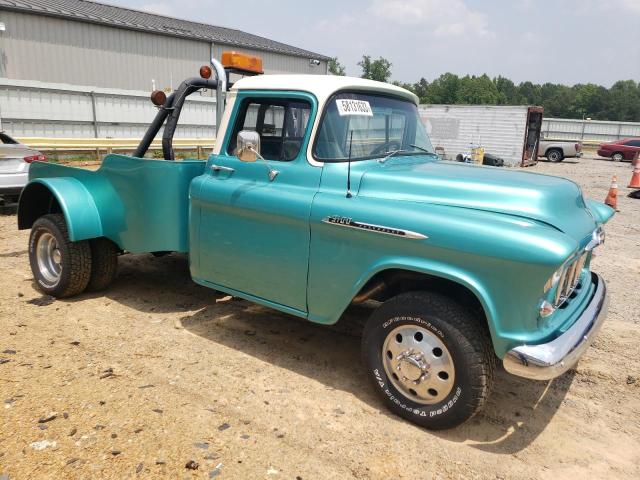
396,350,430,383
382,324,455,405
36,232,62,287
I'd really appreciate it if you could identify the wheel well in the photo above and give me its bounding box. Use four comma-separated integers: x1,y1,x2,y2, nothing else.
353,269,487,325
546,147,562,156
17,183,63,230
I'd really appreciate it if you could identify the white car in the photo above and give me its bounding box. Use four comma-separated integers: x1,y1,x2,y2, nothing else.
0,132,46,204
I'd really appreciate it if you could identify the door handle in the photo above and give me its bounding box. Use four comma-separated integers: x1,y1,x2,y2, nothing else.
211,164,235,174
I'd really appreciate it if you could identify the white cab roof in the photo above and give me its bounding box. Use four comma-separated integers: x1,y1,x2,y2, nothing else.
231,75,418,105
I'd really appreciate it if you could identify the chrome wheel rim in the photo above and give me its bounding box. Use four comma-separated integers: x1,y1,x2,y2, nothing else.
36,232,62,287
382,324,455,405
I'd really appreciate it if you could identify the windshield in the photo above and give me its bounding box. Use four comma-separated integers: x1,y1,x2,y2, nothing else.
313,92,434,162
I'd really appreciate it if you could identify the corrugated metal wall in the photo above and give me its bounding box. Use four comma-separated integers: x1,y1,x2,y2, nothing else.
0,78,216,138
0,10,327,93
542,117,640,143
419,105,529,166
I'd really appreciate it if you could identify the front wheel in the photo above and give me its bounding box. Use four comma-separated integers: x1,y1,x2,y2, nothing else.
362,291,495,429
28,214,92,298
611,152,624,162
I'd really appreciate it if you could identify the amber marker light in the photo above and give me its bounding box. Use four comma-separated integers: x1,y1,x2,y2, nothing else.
221,51,264,74
199,65,212,79
150,90,167,106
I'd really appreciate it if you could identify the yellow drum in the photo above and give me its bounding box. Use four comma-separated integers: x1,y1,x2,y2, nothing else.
471,146,485,165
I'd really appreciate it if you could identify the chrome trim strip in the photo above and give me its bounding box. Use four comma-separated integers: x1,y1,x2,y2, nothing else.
504,272,608,380
321,216,428,240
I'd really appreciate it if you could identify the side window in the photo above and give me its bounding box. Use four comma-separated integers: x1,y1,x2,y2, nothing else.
0,133,18,144
227,98,311,161
260,105,284,137
625,139,640,147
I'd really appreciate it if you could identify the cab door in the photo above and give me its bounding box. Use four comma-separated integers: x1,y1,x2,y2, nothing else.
192,91,319,313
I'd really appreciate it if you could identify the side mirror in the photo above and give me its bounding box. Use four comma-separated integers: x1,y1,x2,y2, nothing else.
235,130,279,181
236,130,261,162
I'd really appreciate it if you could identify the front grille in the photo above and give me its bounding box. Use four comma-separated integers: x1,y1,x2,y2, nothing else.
554,253,587,307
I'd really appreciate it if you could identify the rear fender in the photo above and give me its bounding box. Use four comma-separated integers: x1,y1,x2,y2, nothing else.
18,178,103,242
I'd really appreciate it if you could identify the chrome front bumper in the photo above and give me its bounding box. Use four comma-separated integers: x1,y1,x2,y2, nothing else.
503,272,608,380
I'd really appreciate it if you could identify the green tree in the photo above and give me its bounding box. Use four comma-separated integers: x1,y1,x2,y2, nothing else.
517,81,543,106
571,83,609,119
606,80,640,121
328,57,346,76
542,85,576,118
392,79,429,102
425,73,460,104
358,55,392,83
456,74,500,104
411,78,430,103
378,67,640,121
494,76,523,105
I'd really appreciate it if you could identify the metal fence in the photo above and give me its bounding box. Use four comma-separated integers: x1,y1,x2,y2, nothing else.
0,78,217,139
542,117,640,144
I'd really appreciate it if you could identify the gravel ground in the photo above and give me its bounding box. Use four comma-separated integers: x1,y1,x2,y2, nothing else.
0,156,639,479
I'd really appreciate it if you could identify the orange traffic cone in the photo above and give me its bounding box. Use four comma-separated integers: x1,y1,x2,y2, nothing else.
604,175,619,211
628,164,640,188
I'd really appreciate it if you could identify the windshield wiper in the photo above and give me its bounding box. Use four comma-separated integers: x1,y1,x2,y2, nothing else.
378,145,436,163
410,144,431,153
378,149,411,163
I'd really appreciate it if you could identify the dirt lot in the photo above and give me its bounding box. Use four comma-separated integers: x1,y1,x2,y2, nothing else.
1,156,639,479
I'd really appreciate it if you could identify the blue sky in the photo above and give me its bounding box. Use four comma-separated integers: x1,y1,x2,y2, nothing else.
108,0,640,87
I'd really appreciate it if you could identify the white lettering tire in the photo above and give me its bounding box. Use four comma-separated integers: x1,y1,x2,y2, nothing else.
362,291,495,429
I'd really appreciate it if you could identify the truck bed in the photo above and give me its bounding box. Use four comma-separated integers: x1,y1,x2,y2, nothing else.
27,155,206,253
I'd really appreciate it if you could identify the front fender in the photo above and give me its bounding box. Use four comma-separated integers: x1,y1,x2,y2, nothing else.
308,253,504,348
586,199,615,225
18,178,103,242
307,192,582,358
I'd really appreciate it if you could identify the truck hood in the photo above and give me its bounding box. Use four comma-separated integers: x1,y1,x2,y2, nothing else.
358,160,597,236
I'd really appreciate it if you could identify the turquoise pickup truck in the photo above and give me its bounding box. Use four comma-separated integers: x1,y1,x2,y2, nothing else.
17,54,612,429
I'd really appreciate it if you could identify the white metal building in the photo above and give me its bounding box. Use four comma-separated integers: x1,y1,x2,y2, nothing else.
542,117,640,143
0,0,329,89
419,105,543,167
0,0,329,139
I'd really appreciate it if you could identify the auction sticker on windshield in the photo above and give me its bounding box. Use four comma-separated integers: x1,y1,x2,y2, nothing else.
336,99,373,117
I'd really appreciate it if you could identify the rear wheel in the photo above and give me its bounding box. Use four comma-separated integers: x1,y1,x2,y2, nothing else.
28,214,91,298
546,148,564,162
612,152,624,162
362,291,495,429
87,238,119,292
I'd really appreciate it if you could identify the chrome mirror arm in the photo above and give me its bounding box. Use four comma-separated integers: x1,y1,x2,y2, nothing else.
248,146,279,181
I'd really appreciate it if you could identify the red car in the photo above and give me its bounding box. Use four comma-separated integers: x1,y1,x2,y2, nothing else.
597,138,640,162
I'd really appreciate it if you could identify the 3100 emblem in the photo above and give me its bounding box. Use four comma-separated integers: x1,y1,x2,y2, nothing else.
322,216,427,239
